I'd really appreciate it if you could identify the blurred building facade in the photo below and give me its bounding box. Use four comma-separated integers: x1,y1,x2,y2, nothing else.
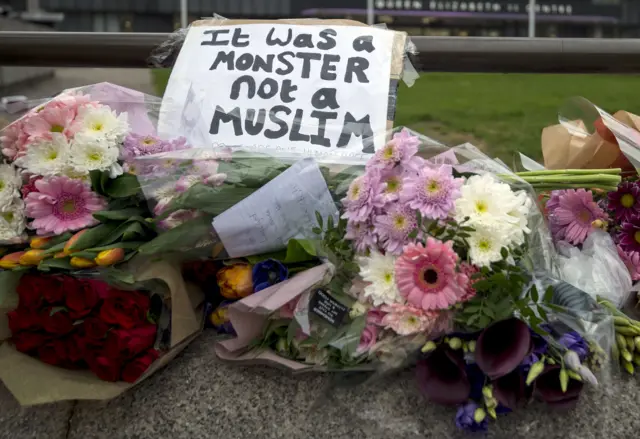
2,0,639,37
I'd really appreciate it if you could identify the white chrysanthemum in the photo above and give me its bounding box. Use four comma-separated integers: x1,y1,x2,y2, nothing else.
73,104,129,144
69,133,120,176
0,164,22,209
467,224,511,267
349,301,369,319
506,190,533,245
14,133,70,176
359,251,402,306
0,199,26,242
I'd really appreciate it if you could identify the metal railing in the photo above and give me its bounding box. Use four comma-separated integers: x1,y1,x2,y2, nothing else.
1,31,640,73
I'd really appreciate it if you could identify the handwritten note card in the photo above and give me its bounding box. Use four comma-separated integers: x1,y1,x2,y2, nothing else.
159,24,394,157
212,158,338,258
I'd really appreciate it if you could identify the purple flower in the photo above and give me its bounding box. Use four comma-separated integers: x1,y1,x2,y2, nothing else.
521,329,549,370
345,220,378,253
374,203,417,254
546,189,608,245
608,181,640,222
618,213,640,253
558,331,589,361
535,365,584,410
341,168,384,223
465,363,486,401
121,134,189,161
475,318,532,379
400,164,463,220
493,369,532,409
416,346,470,406
455,402,488,433
366,129,419,171
252,259,289,292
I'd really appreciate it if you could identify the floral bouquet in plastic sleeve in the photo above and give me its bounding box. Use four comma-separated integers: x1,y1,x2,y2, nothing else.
0,256,205,406
0,83,190,271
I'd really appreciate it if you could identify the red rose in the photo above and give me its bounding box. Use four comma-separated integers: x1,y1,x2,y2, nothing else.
42,309,74,335
99,290,150,329
42,276,65,304
16,274,48,309
64,335,84,363
12,331,48,353
87,355,122,382
7,309,40,333
66,279,101,319
38,338,70,366
85,279,112,300
105,325,157,360
81,317,110,340
121,349,159,383
78,337,105,361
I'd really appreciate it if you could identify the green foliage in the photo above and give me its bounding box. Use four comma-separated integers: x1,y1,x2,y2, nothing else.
90,170,142,199
245,239,317,265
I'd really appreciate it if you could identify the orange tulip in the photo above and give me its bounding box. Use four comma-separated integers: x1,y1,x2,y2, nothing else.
19,249,46,266
216,263,253,299
70,256,96,269
63,229,88,254
54,251,68,259
30,236,52,249
95,248,125,266
0,251,25,269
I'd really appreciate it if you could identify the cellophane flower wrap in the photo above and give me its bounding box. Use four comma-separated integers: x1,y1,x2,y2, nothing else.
0,82,189,273
0,256,205,405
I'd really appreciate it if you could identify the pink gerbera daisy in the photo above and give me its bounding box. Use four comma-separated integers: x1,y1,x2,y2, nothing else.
395,239,469,311
23,105,76,140
547,189,608,245
25,176,107,235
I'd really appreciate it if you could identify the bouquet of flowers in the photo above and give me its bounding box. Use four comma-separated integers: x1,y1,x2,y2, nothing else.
0,82,190,272
0,257,205,405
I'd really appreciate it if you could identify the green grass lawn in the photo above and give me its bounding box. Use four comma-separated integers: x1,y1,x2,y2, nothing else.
151,69,640,162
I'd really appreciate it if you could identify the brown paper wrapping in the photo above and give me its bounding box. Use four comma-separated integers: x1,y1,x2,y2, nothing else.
0,259,205,406
542,111,639,171
191,18,408,134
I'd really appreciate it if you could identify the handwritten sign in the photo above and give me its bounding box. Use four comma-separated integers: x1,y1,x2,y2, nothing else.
159,24,395,157
212,158,338,258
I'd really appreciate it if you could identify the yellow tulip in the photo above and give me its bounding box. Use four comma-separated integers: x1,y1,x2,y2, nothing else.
63,229,88,254
19,249,46,266
0,251,25,269
30,236,52,249
216,263,253,299
94,248,125,266
70,256,97,269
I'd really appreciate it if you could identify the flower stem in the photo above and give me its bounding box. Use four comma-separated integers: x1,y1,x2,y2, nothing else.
514,169,621,177
529,184,619,192
514,174,621,184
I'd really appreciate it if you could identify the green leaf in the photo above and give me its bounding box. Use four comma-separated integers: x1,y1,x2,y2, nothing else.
316,211,324,228
483,307,495,318
543,286,554,303
49,306,67,316
93,207,148,222
139,215,214,255
245,239,318,265
467,314,481,327
312,227,322,235
103,173,142,198
537,305,549,321
326,214,334,231
500,247,509,259
530,285,539,302
408,229,419,239
85,241,145,252
70,251,99,260
103,267,136,284
472,279,492,292
477,315,491,328
68,223,120,252
38,258,74,270
162,184,255,217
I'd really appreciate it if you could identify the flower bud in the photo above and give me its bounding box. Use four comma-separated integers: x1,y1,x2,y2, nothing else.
487,407,497,420
70,256,96,269
94,248,125,266
614,316,630,327
564,351,581,371
275,337,288,354
467,340,476,353
635,337,640,352
547,357,556,365
19,249,46,266
421,341,437,353
526,360,545,386
567,370,582,381
349,301,368,319
623,359,635,375
622,348,633,363
628,337,636,353
482,385,493,399
63,229,88,254
591,219,607,231
0,251,24,269
616,334,627,350
559,368,569,393
578,365,598,386
473,408,486,423
30,236,52,249
448,337,462,350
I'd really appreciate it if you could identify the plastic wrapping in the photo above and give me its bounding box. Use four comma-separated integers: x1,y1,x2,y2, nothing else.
0,256,205,405
0,82,190,267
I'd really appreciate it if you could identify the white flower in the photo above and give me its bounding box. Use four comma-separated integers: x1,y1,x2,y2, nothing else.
72,104,129,144
0,164,22,209
349,301,369,319
467,224,511,267
14,133,71,176
359,251,402,306
0,199,25,242
69,133,120,176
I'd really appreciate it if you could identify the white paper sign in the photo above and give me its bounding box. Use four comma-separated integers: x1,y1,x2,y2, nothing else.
159,24,394,158
212,158,339,258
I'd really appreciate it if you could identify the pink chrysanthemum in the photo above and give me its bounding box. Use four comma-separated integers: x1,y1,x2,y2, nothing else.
380,303,437,335
547,189,608,245
366,129,420,171
617,245,640,282
458,262,480,302
395,239,469,311
0,119,29,160
345,220,378,254
608,181,640,223
400,164,463,220
341,168,384,223
20,175,42,199
23,105,76,140
25,176,107,235
374,203,417,254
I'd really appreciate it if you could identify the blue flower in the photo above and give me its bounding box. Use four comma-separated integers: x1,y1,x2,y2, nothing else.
455,401,488,433
465,363,486,401
252,259,289,292
558,331,589,361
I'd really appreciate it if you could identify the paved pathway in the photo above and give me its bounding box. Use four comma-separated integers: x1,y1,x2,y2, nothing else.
2,331,640,439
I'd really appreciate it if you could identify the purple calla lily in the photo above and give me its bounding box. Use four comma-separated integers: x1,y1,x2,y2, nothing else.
493,368,533,410
475,318,532,379
535,365,584,410
416,346,470,406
